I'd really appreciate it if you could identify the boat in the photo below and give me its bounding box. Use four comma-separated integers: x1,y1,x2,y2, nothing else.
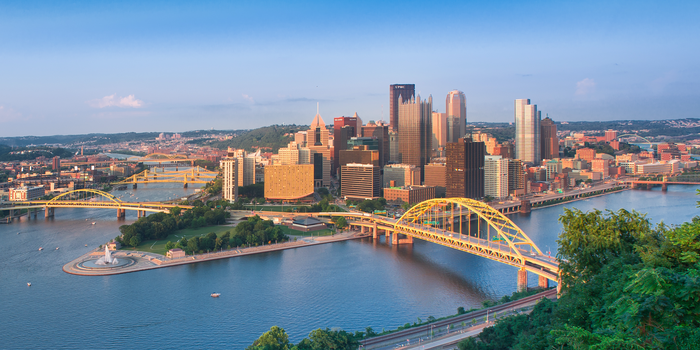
38,247,43,251
27,283,31,287
55,247,59,250
92,222,96,225
85,244,88,247
211,293,221,298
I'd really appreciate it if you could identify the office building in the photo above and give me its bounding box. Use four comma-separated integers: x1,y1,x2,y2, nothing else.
446,90,467,140
484,155,509,200
398,94,432,172
264,164,315,201
307,112,332,187
431,112,447,152
237,156,256,187
389,84,415,132
338,148,380,179
424,162,446,197
383,185,435,204
361,121,390,166
294,131,307,147
515,99,541,165
278,141,311,165
389,131,399,163
340,163,381,200
52,156,60,174
220,158,238,202
383,164,421,188
9,186,45,201
545,159,562,180
508,159,525,195
333,115,360,174
446,138,485,199
605,129,618,142
540,116,559,160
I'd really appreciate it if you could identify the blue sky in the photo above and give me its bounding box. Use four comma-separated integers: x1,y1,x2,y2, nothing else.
0,0,698,136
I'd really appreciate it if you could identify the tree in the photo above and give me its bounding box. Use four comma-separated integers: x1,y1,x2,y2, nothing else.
129,235,141,248
335,216,348,230
186,237,199,254
246,326,290,350
164,241,175,251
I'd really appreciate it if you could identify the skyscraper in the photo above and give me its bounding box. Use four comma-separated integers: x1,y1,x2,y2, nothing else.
361,120,389,167
484,155,509,200
398,94,432,172
446,138,485,199
540,116,558,160
333,115,359,175
446,90,467,140
307,112,331,187
220,157,238,202
389,84,415,132
515,99,541,165
431,112,447,154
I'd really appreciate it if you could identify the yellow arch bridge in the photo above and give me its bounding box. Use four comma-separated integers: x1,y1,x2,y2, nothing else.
114,166,218,188
318,198,559,291
0,189,192,220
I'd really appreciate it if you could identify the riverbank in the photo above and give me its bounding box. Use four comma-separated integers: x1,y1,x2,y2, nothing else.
63,229,368,276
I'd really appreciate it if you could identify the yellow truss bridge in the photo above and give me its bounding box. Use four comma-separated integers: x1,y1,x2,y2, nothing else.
0,189,192,219
113,166,218,188
320,198,559,290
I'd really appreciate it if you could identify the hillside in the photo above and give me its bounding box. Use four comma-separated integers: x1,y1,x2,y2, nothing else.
205,125,308,153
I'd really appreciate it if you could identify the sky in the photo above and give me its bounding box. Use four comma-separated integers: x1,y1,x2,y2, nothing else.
0,0,698,137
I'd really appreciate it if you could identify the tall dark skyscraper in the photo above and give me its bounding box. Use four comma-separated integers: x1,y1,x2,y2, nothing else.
540,116,558,160
398,94,432,176
389,84,415,132
446,137,485,199
361,120,389,167
333,115,359,175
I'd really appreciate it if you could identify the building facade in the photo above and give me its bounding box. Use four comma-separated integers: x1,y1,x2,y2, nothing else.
383,185,435,204
340,164,381,200
333,115,359,174
515,99,541,165
446,138,485,199
398,94,432,173
424,162,447,197
361,121,390,167
485,155,509,199
307,113,332,187
220,158,239,202
264,164,315,201
540,117,558,160
389,84,415,132
446,90,466,140
383,164,421,188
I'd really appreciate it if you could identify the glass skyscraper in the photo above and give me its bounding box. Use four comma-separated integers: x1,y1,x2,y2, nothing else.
514,99,541,165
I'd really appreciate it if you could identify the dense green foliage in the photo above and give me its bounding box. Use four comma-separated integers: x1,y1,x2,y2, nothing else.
459,208,700,350
246,327,361,350
204,178,222,195
206,125,306,153
117,204,229,247
346,198,386,213
229,215,288,247
0,144,74,161
0,132,163,147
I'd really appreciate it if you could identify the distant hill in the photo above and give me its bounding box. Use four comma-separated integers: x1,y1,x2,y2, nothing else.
205,125,307,153
0,144,74,162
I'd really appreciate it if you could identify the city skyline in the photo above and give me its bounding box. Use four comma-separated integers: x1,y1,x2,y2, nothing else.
0,0,698,137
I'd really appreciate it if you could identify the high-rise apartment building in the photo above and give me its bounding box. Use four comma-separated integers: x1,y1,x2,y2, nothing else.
605,129,618,142
361,121,389,167
485,155,509,200
389,84,415,132
220,157,238,202
398,95,432,173
515,99,541,165
540,116,559,160
52,156,60,175
431,112,447,154
446,138,485,199
340,163,381,200
307,112,332,187
446,90,467,140
333,115,359,174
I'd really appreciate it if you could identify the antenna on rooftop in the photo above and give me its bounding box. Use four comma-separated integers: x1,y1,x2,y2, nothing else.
317,102,319,115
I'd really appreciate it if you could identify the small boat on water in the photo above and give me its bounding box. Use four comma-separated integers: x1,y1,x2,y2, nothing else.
91,222,96,225
38,247,43,251
85,244,88,247
211,293,221,298
55,247,59,250
27,283,31,287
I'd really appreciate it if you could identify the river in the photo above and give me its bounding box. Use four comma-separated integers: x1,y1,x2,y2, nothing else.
1,184,698,349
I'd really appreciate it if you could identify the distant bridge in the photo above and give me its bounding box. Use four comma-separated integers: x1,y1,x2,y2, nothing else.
61,153,208,167
0,189,192,221
113,166,218,188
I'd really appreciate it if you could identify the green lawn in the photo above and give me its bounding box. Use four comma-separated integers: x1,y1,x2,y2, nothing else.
120,225,233,255
278,225,335,237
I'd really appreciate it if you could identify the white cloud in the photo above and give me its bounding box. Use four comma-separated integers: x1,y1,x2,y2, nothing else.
88,94,144,108
242,94,255,103
575,78,596,96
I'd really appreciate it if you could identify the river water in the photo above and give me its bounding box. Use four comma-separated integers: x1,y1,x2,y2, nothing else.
1,184,698,349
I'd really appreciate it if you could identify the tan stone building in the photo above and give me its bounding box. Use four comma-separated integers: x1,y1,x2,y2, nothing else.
383,185,435,204
264,164,314,201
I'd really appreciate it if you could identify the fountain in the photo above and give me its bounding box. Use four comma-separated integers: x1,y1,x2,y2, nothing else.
95,245,119,265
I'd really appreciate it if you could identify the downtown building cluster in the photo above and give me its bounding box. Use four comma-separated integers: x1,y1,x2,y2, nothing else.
217,87,700,206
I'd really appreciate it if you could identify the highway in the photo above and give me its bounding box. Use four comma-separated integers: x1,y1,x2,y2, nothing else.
360,288,557,349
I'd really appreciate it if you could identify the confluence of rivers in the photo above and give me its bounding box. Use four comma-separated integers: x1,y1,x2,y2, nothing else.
1,181,698,349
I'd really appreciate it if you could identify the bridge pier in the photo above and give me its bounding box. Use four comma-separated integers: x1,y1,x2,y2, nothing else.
517,268,528,292
183,183,188,189
519,200,531,214
372,222,378,239
538,275,549,289
132,183,138,189
44,207,54,218
662,183,668,191
646,184,653,190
